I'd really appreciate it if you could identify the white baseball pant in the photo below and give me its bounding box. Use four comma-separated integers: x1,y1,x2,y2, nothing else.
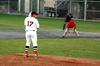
25,30,37,47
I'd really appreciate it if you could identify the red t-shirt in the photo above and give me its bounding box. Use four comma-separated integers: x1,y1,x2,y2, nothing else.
67,20,77,29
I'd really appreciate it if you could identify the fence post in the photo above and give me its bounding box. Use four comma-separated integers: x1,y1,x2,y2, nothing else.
8,0,10,14
18,0,21,13
37,0,40,13
84,0,87,21
69,0,72,13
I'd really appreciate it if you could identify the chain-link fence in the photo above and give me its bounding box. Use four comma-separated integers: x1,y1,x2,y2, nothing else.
70,0,100,20
0,0,18,13
0,0,100,20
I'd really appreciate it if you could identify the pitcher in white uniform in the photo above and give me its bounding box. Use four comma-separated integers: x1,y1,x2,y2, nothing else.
24,11,40,58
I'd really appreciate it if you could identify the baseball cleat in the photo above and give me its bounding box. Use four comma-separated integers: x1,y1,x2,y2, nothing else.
24,54,29,58
34,50,38,59
34,54,38,59
24,50,29,57
62,36,65,38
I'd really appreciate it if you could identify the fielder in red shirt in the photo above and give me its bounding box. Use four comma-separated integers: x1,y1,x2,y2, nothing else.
62,19,79,37
67,20,76,29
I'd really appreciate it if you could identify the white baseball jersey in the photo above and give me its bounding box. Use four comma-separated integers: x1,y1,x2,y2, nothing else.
24,17,39,31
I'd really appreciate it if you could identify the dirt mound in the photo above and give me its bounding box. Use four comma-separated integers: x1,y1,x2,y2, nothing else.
0,54,100,66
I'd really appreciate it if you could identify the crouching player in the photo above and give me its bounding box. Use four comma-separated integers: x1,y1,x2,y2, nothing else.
62,19,79,37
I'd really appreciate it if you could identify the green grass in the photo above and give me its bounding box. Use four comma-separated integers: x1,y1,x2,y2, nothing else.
76,20,100,32
0,14,100,32
0,39,100,60
39,18,63,29
0,14,25,29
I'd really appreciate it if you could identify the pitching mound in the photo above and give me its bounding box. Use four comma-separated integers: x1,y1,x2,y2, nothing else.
0,54,100,66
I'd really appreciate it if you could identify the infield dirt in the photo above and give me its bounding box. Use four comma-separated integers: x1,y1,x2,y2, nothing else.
0,54,100,66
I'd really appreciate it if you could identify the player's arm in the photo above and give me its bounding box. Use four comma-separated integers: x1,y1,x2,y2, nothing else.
36,19,40,29
28,12,32,17
24,17,28,26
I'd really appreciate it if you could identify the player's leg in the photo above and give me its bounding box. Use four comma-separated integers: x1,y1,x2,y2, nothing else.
62,29,67,37
62,28,70,37
31,31,38,58
66,28,70,36
74,29,79,36
24,32,31,57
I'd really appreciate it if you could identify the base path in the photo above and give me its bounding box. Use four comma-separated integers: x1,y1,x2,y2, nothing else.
0,30,100,39
38,30,100,38
0,54,100,66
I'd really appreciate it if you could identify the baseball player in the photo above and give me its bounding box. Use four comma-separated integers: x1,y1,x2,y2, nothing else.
62,19,79,37
63,13,73,30
24,11,40,58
